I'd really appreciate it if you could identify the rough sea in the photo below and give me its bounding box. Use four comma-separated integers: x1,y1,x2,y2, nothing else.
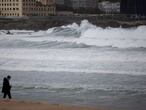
0,20,146,110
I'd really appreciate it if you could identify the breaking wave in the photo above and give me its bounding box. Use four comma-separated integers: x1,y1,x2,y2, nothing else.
0,20,146,49
0,39,90,48
13,84,146,95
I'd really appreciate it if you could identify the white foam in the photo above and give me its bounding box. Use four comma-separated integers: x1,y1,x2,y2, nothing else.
0,20,146,75
45,20,146,48
1,20,146,48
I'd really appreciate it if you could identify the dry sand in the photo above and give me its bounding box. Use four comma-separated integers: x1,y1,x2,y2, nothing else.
0,100,105,110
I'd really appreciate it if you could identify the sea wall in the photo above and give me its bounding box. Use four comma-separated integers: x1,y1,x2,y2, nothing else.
0,15,146,30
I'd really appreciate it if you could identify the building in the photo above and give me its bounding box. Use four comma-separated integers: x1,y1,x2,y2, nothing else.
56,0,74,15
0,0,22,16
71,0,97,13
56,0,64,5
0,0,56,17
98,1,120,14
71,0,97,9
56,0,67,11
120,0,146,16
56,0,98,14
37,0,55,5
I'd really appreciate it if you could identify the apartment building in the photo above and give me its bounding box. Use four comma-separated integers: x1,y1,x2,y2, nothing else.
0,0,22,16
0,0,56,17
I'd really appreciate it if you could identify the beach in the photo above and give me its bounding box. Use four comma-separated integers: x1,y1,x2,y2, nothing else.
0,21,146,110
0,100,103,110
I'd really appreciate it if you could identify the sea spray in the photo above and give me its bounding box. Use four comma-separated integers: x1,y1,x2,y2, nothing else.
0,20,146,49
0,20,146,75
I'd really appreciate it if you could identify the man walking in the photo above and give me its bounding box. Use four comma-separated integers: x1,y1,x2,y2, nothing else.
2,75,12,99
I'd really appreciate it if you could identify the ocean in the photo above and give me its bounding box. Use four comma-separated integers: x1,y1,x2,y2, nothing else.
0,20,146,110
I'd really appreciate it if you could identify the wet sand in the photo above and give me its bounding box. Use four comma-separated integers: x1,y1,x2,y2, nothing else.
0,100,105,110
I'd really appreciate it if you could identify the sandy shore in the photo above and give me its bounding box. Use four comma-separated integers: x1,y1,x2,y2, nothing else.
0,100,105,110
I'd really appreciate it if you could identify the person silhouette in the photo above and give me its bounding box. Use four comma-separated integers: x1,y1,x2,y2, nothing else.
2,75,12,99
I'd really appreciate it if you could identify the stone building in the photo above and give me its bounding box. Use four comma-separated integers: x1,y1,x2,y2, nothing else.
0,0,56,17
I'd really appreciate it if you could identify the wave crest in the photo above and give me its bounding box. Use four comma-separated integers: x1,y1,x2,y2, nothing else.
1,20,146,49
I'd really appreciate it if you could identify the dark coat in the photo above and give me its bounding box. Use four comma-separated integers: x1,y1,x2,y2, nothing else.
2,77,11,93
